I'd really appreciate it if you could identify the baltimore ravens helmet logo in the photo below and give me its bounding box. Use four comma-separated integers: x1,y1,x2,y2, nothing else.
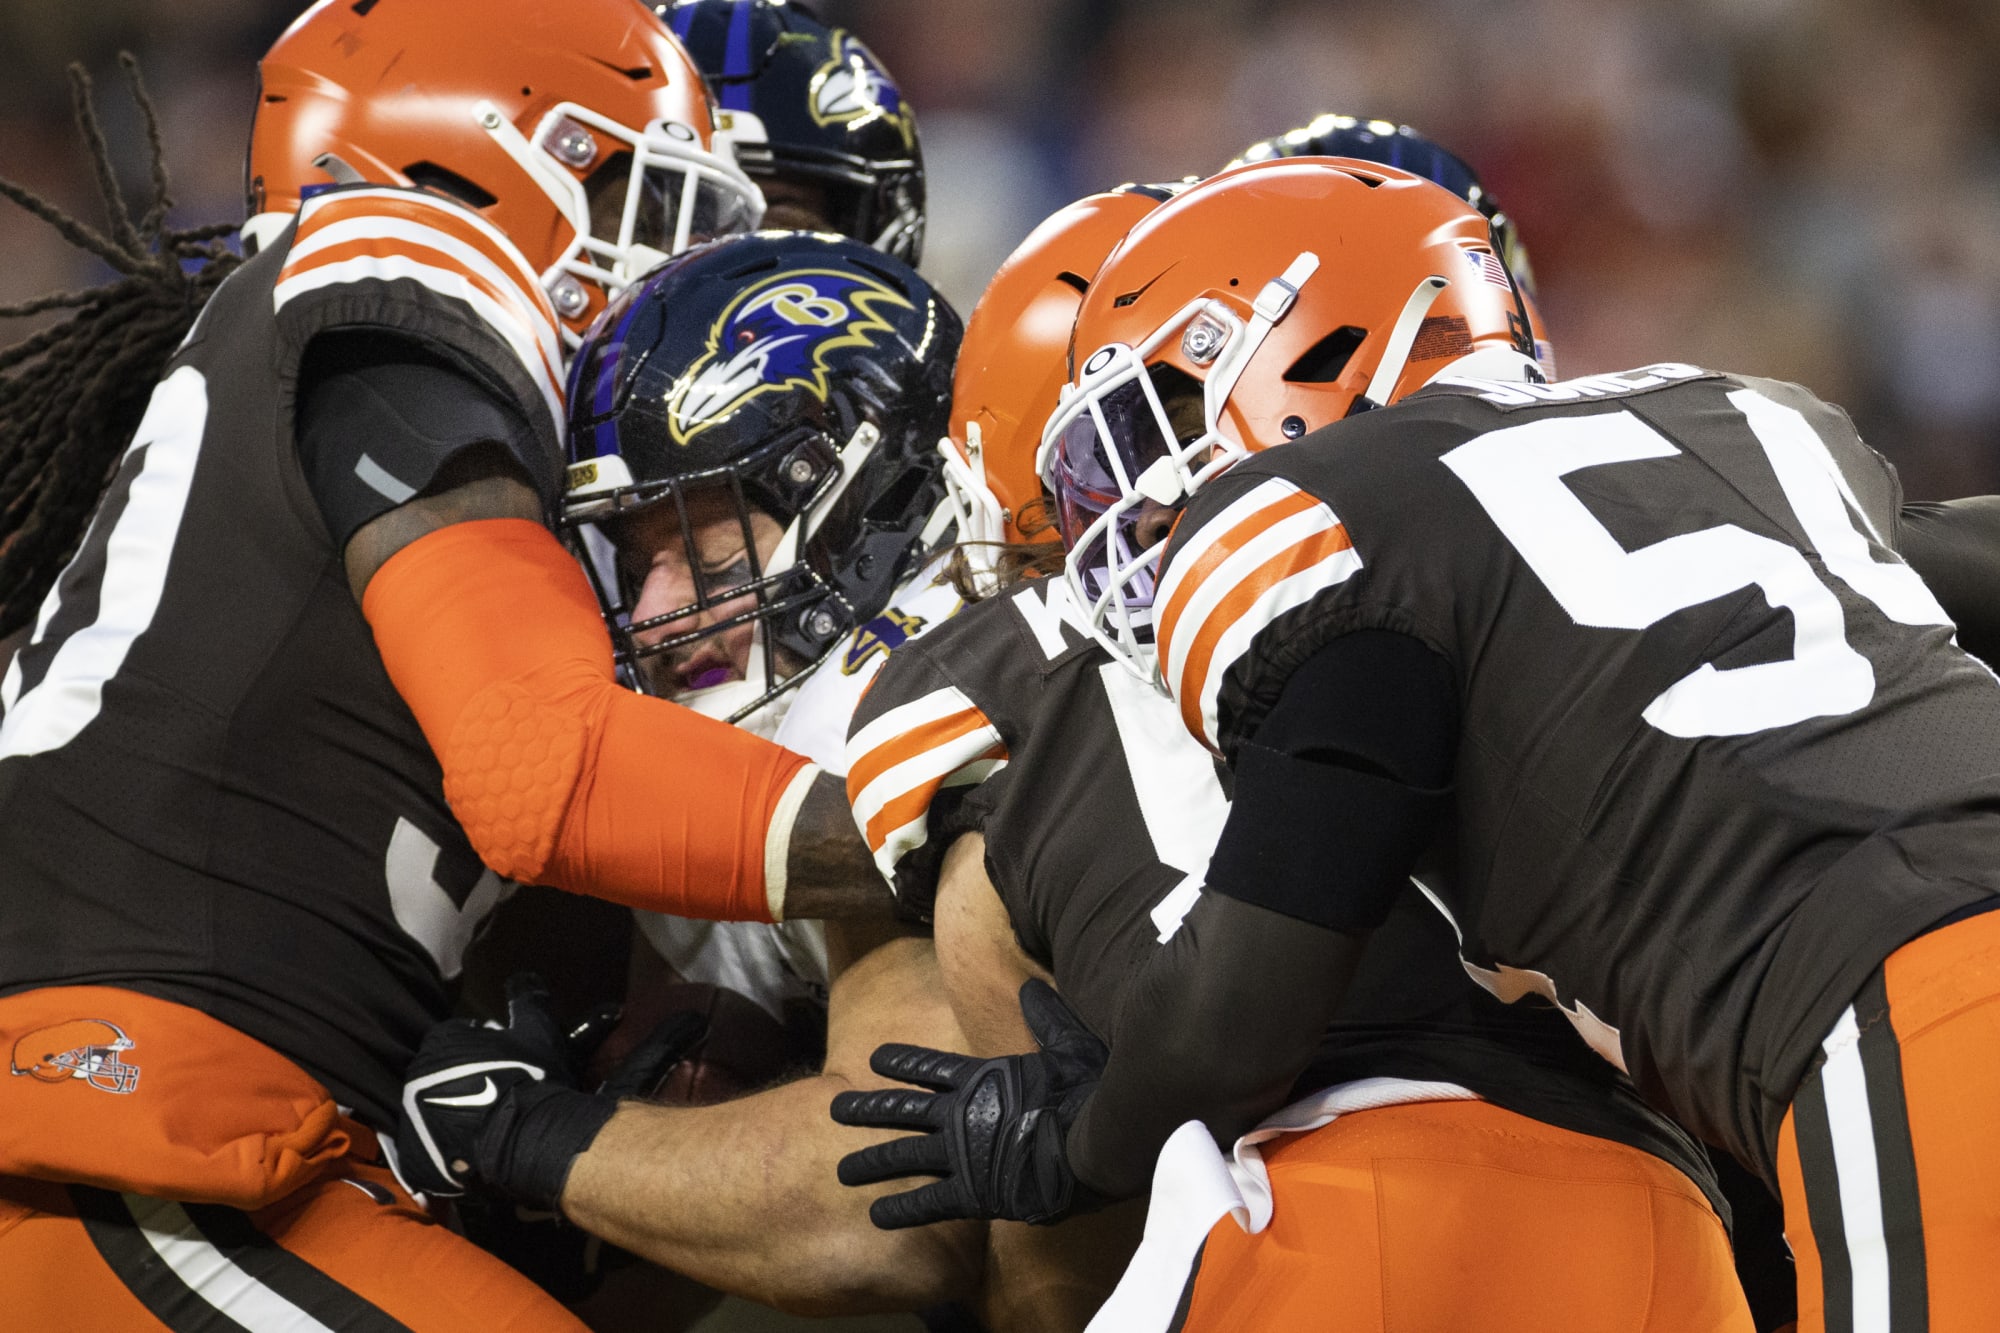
808,31,917,149
668,268,914,446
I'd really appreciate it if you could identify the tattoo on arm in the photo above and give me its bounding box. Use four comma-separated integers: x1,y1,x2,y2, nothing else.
783,770,896,920
342,443,545,601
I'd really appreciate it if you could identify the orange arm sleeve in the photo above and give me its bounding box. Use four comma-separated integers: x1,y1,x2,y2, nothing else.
362,518,812,922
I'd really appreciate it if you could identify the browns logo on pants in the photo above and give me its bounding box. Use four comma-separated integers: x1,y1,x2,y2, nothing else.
1777,906,2000,1332
0,987,584,1331
1180,1099,1753,1332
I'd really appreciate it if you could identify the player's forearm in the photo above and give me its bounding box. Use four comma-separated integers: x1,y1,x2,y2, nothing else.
560,935,981,1313
1066,892,1360,1198
561,1083,981,1314
782,771,899,920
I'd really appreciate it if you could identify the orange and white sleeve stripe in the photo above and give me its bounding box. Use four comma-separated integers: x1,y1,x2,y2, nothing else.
273,188,565,430
1154,477,1362,753
844,684,1009,883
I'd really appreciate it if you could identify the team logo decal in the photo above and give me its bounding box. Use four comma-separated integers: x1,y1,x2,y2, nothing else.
808,30,917,149
10,1018,141,1094
842,607,927,676
669,267,914,446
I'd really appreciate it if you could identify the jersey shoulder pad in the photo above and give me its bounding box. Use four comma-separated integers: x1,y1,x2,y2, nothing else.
844,619,1010,891
271,186,565,437
1156,464,1363,755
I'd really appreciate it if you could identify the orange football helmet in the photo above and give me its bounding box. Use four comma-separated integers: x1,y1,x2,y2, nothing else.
247,0,765,338
1231,113,1555,377
1040,158,1537,664
10,1018,140,1094
938,183,1177,555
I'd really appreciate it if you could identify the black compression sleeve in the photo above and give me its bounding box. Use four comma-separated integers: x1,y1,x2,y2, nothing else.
1206,630,1457,930
1896,497,2000,666
1065,891,1363,1198
295,331,549,550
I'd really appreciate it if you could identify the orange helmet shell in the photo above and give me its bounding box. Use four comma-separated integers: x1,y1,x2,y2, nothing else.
1071,158,1529,452
949,187,1167,543
250,0,742,332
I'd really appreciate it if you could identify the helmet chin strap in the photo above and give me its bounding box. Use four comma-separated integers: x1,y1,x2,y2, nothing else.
799,421,881,546
758,420,879,585
1359,275,1450,410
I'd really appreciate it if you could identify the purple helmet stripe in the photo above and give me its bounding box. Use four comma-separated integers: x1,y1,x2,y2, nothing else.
584,292,652,458
720,0,756,110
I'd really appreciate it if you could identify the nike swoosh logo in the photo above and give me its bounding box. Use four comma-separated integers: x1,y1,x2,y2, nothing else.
425,1077,499,1108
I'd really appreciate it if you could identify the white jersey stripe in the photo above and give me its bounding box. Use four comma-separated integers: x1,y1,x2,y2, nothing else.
297,187,548,300
123,1193,341,1333
844,684,985,772
1154,478,1310,631
1162,499,1344,704
285,213,562,375
1820,1004,1894,1332
849,722,1004,844
848,689,1008,879
1158,484,1341,706
1190,544,1363,752
274,254,563,429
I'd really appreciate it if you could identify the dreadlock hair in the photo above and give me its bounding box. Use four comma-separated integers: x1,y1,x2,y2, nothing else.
0,54,241,639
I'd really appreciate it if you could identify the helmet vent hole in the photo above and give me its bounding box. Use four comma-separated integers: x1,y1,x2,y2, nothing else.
1284,325,1368,384
404,161,499,209
585,57,657,82
350,0,379,14
723,256,782,280
1054,271,1089,295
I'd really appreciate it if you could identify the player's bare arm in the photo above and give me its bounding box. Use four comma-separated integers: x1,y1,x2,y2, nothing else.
783,771,898,919
556,934,985,1314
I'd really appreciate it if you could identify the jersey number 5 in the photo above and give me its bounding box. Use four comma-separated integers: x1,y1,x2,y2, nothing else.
1441,387,1950,738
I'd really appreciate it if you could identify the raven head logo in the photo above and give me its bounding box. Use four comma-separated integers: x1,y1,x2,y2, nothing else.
668,267,915,446
807,31,917,149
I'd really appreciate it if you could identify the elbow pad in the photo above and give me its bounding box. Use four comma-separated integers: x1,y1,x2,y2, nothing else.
364,519,811,920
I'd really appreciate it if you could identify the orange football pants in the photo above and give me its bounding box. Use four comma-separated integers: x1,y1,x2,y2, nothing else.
1181,1098,1753,1332
1776,905,2000,1332
0,986,585,1332
0,1153,587,1333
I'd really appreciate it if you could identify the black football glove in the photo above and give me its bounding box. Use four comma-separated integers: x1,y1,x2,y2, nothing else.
830,979,1108,1229
395,973,701,1212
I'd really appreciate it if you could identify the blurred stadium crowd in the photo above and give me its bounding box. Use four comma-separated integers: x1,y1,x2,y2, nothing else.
3,0,1997,497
